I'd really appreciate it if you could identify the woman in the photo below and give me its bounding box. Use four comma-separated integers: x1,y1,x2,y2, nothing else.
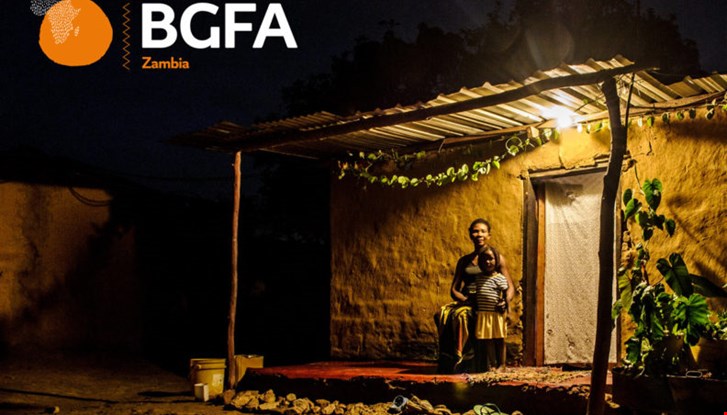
451,219,514,303
448,218,514,371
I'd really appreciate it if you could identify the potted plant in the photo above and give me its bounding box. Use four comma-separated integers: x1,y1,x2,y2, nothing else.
610,177,726,413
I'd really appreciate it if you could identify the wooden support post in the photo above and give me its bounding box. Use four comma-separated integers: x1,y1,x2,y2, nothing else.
227,151,242,391
587,78,627,415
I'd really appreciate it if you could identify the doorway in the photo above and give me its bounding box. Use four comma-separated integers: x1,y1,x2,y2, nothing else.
522,168,617,366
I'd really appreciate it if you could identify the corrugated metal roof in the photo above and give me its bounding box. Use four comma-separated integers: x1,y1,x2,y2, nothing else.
172,56,727,159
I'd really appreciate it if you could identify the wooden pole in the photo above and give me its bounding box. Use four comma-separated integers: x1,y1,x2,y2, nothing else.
586,78,627,415
227,151,242,390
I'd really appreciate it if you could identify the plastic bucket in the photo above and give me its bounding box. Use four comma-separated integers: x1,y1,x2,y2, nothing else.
189,358,226,398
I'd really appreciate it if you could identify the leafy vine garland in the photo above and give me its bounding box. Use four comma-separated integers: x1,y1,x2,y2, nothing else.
337,128,557,188
336,97,727,189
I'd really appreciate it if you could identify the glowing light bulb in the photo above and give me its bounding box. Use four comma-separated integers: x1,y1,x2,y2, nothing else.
543,107,575,129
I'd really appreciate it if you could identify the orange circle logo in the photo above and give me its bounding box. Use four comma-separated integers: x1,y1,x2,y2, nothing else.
38,0,113,66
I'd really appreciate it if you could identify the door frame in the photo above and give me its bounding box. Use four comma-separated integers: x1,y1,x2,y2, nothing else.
521,159,621,366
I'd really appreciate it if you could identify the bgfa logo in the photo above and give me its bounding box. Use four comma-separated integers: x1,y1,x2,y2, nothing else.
32,0,113,66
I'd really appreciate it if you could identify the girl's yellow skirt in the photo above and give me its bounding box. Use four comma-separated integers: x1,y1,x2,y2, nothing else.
474,311,506,339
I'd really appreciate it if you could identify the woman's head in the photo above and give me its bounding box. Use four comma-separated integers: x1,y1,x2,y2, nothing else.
468,218,492,249
468,218,491,233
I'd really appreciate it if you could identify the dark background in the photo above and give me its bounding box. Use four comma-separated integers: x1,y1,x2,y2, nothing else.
2,0,726,200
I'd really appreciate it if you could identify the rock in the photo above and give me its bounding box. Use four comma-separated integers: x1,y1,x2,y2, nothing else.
285,407,304,415
230,390,258,408
292,398,313,413
316,399,331,406
322,403,337,415
262,389,277,403
345,403,362,415
286,393,298,402
245,397,260,410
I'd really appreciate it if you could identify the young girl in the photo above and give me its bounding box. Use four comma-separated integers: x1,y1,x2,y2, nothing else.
473,245,509,371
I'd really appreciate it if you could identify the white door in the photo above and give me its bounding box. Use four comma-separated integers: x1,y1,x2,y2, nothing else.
543,172,616,365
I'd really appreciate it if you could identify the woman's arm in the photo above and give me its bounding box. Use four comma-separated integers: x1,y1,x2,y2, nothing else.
450,258,468,302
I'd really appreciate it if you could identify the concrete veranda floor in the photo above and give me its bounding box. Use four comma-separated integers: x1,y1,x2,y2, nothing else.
237,361,608,415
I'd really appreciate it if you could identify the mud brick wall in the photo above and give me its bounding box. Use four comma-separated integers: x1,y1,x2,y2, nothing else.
329,108,727,360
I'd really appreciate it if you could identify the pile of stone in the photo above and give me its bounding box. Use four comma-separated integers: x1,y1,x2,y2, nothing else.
226,390,523,415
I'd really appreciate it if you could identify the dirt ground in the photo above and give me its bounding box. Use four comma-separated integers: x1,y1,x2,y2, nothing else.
0,352,233,415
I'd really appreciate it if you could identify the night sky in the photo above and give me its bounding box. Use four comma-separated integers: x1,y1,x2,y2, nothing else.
2,0,726,200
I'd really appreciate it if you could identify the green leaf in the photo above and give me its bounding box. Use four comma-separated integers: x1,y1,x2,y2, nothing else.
446,167,455,176
533,136,542,146
642,227,654,241
623,188,633,206
665,219,676,236
642,179,663,210
650,311,665,340
470,173,479,182
618,270,633,311
507,146,519,156
624,198,642,220
636,211,649,227
492,159,501,169
676,111,685,120
624,337,642,365
661,113,670,124
656,254,693,297
672,294,709,345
